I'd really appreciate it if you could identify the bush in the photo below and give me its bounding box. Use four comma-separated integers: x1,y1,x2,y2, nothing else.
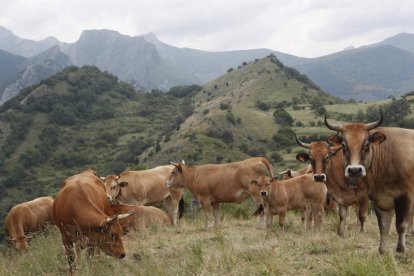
270,152,283,162
273,109,293,126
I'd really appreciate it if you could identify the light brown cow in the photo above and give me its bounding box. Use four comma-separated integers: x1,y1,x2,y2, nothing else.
5,196,54,250
325,111,414,253
250,174,326,231
111,204,172,233
53,169,133,274
278,165,313,180
165,157,274,228
295,136,369,236
103,165,184,226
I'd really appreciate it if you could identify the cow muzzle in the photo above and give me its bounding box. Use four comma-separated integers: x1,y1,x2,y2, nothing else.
345,165,366,178
119,253,126,259
260,191,268,197
313,174,326,182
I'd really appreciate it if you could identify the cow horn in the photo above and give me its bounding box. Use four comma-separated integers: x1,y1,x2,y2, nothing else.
324,114,343,132
277,170,288,175
181,160,185,165
295,134,310,149
106,215,118,224
365,109,383,130
117,211,135,220
100,176,106,181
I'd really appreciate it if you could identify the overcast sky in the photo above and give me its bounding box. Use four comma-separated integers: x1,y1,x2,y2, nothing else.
1,0,414,58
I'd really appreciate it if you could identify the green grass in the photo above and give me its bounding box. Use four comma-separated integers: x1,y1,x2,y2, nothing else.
2,207,413,275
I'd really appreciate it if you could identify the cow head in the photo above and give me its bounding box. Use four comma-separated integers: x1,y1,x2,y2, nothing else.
325,110,386,178
165,160,185,188
92,212,134,259
249,175,271,198
295,135,341,182
278,169,293,180
102,175,128,202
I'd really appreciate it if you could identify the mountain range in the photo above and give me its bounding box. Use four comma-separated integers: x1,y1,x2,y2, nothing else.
1,26,414,102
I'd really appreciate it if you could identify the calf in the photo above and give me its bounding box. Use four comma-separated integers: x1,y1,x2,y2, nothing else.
251,174,326,231
5,196,54,250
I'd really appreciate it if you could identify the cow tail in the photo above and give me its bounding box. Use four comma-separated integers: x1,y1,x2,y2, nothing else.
178,197,185,219
252,204,264,216
261,158,274,178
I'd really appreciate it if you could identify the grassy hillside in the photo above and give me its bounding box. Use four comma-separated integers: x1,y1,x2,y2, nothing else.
1,210,413,275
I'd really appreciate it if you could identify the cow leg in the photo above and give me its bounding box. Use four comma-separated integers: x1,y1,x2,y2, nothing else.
200,198,214,228
305,203,313,231
265,208,273,229
164,196,179,226
212,203,221,227
278,211,286,233
373,204,393,254
407,208,414,236
63,239,76,275
395,195,413,253
337,204,348,237
358,198,369,233
311,201,324,232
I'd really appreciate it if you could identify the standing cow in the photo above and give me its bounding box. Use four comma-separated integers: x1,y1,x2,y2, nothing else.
250,174,326,231
5,196,54,250
165,157,273,228
295,136,369,236
53,169,133,274
325,111,414,253
102,165,184,226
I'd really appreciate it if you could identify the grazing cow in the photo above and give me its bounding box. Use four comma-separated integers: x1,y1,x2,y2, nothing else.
102,165,184,226
5,196,54,250
165,157,274,228
295,136,369,236
325,111,414,253
53,169,133,274
251,174,326,231
111,204,172,233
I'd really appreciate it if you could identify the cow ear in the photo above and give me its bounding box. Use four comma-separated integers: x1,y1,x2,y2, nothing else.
250,179,258,186
286,169,292,177
326,134,342,146
119,181,128,188
296,153,310,162
369,131,386,145
329,145,342,157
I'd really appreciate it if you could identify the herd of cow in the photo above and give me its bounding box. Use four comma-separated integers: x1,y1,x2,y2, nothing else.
4,111,414,273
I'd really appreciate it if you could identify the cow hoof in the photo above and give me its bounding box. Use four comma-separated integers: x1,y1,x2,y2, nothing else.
396,245,405,254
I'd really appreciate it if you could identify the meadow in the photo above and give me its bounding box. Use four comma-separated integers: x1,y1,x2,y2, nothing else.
1,202,413,276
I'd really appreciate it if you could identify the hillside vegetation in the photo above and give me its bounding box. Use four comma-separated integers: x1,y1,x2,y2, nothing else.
0,54,413,246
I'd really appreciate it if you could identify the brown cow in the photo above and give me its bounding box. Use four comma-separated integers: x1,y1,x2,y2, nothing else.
53,169,133,274
111,204,172,233
103,165,184,226
5,196,54,250
295,136,369,236
250,174,326,231
325,111,414,253
165,157,274,228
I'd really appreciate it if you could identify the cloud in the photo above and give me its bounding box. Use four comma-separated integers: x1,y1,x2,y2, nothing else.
1,0,414,57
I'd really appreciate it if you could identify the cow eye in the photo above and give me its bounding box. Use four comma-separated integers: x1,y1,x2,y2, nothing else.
341,141,347,150
110,233,116,241
364,141,370,151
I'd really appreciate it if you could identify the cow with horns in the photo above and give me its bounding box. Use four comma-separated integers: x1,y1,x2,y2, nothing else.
324,110,414,254
294,135,369,236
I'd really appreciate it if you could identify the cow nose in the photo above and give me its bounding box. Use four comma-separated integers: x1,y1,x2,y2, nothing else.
119,253,126,259
260,191,267,196
313,174,326,182
347,167,362,177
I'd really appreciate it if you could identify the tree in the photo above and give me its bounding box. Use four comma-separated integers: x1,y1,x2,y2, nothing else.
273,109,293,126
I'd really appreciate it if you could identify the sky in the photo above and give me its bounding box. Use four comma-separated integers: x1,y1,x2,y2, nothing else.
1,0,414,58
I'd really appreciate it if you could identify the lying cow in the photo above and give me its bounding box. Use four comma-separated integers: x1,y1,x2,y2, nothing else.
165,157,274,228
103,165,184,226
251,174,326,231
5,196,54,250
53,169,133,274
111,204,172,233
295,135,369,237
